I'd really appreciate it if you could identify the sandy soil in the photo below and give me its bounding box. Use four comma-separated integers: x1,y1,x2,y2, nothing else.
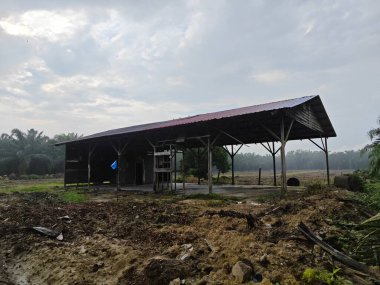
0,189,378,285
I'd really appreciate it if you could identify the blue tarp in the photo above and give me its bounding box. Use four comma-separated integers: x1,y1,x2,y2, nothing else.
110,160,117,170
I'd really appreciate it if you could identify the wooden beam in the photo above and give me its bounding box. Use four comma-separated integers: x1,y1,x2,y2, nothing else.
280,117,287,197
325,137,330,185
208,136,213,193
259,122,281,141
216,128,249,147
64,144,67,190
308,139,325,152
285,119,294,142
298,222,370,274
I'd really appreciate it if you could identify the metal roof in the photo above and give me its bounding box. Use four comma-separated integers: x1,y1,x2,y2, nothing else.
56,95,336,146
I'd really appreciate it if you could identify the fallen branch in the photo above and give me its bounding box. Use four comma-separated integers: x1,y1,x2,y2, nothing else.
298,222,369,273
203,210,258,229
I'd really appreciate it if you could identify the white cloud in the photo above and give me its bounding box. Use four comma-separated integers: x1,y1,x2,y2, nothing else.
303,21,315,35
0,10,87,42
90,9,125,48
166,76,184,87
252,70,289,84
179,12,204,48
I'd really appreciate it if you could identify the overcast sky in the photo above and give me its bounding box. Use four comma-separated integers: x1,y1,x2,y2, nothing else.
0,0,379,154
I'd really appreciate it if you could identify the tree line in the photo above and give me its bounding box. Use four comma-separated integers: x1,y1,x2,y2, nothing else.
0,128,370,177
234,149,369,172
0,129,79,176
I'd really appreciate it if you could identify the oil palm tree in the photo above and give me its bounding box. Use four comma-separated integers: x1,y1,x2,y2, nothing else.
0,129,50,174
364,118,380,177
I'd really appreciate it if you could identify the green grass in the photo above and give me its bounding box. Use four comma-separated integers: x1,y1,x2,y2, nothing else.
358,180,380,211
0,181,63,193
58,191,87,203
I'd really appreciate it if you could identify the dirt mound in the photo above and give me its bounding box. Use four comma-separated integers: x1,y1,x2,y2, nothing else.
0,189,377,284
143,257,190,285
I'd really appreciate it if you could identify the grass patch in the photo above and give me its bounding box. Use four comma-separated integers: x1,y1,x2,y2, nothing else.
357,180,380,211
0,181,63,193
59,191,87,203
206,199,227,207
183,193,242,202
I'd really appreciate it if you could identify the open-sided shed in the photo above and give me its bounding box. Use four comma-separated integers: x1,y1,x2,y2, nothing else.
56,95,336,196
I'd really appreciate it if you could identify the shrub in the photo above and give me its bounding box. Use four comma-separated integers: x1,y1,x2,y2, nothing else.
334,174,365,192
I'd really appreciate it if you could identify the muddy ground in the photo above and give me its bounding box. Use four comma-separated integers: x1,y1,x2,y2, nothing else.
0,188,379,285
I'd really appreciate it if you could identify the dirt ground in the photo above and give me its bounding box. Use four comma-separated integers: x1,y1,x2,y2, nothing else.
0,186,379,285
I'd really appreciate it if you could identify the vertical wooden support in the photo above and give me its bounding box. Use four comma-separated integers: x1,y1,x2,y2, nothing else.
182,149,186,191
258,168,262,185
223,144,242,185
170,145,173,191
280,117,287,197
325,137,330,185
208,137,213,194
231,145,235,185
63,144,67,190
308,138,331,186
174,147,177,191
117,152,121,191
272,142,277,186
153,145,157,192
111,141,128,191
197,147,201,185
261,142,279,187
87,145,95,191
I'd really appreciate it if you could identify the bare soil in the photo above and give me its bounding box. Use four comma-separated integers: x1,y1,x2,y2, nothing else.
0,188,378,284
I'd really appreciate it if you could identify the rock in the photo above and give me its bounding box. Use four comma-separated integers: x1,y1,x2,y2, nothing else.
232,261,253,283
92,262,104,272
259,254,269,266
259,277,273,285
169,278,181,285
197,275,209,285
144,257,189,285
79,245,86,254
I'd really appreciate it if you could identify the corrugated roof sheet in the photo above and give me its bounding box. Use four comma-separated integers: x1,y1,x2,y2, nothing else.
62,96,315,143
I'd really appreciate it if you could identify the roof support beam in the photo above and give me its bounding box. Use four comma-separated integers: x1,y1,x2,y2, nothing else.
223,144,243,185
215,128,249,147
309,137,330,185
111,141,129,191
87,144,97,191
260,141,280,186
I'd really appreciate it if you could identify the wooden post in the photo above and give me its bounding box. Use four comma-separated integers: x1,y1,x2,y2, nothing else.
231,145,235,185
280,117,287,197
325,137,330,185
258,168,262,185
87,145,93,190
64,144,67,190
182,149,186,191
117,152,121,191
272,142,276,186
174,147,177,191
170,145,173,191
208,137,213,194
197,147,201,185
153,145,157,192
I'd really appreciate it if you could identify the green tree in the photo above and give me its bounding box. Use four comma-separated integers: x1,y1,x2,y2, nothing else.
212,146,231,183
49,133,81,173
0,129,50,175
182,146,230,182
364,117,380,177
